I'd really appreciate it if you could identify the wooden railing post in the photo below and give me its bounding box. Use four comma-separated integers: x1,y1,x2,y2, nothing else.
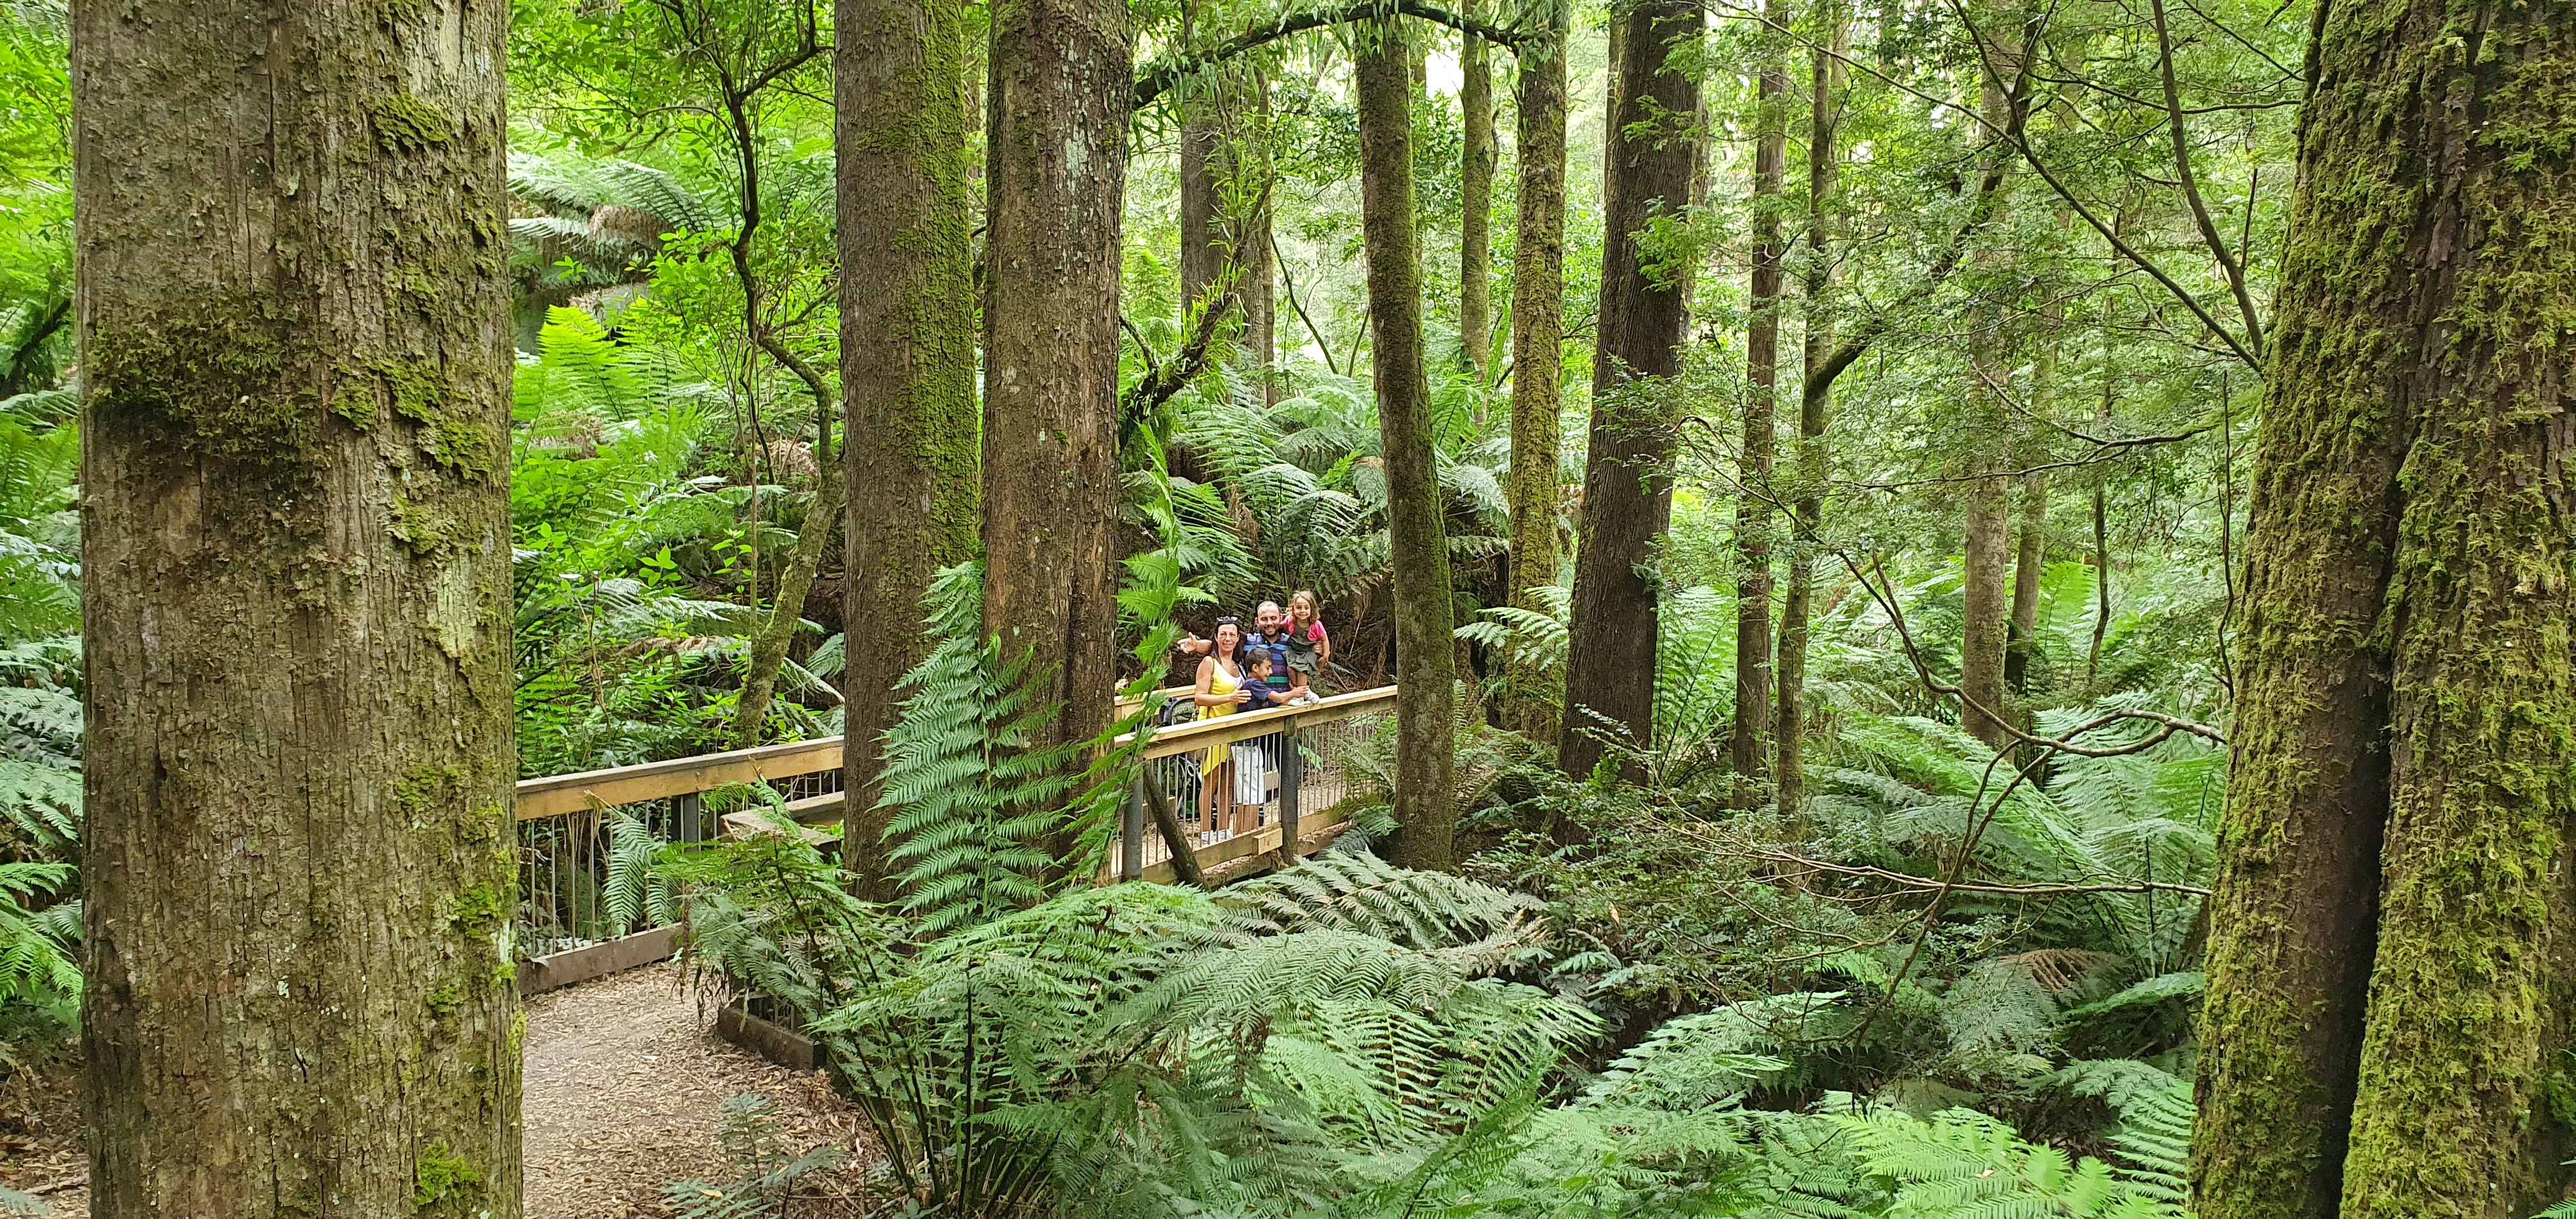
1121,777,1147,880
1278,723,1303,870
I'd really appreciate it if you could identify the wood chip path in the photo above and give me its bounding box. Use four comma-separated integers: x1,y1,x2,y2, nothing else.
1,963,871,1218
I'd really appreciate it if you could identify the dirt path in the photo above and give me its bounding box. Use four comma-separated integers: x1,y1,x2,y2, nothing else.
1,963,869,1218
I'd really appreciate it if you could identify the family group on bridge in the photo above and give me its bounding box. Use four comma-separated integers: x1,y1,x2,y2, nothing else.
1170,592,1335,838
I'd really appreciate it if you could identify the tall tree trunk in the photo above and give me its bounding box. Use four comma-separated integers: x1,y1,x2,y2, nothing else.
1503,3,1570,741
1729,3,1788,806
2002,475,2045,694
1775,4,1848,825
1356,18,1459,870
2196,0,2576,1212
2323,0,2576,1209
75,1,520,1212
1181,63,1275,381
1956,27,2018,753
838,0,982,899
1459,31,1496,382
983,0,1130,760
1960,478,2012,747
1558,0,1700,780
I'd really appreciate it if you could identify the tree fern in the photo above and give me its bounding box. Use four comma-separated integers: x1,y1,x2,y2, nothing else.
1220,849,1545,952
1837,1107,2181,1219
878,565,1087,935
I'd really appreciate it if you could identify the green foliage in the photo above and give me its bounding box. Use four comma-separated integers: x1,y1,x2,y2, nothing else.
879,562,1095,934
1838,1107,2181,1218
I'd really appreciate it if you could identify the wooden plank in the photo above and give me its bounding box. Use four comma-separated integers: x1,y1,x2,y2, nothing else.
715,1003,819,1072
515,737,844,820
516,924,682,995
1126,686,1399,760
779,791,845,824
1113,816,1353,885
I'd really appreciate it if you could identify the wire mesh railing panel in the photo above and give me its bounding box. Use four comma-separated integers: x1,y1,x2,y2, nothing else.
516,763,843,958
1108,695,1394,882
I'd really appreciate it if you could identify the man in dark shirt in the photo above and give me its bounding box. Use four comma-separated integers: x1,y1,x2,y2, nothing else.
1250,601,1296,701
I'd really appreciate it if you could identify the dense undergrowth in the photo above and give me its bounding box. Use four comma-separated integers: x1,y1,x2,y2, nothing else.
654,564,2205,1217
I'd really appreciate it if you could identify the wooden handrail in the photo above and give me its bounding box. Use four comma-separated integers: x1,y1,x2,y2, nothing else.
515,737,843,820
1119,685,1399,759
512,684,1399,822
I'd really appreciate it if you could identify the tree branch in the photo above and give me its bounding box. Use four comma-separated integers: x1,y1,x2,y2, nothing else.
2150,0,2266,358
1133,0,1529,107
1837,551,2228,753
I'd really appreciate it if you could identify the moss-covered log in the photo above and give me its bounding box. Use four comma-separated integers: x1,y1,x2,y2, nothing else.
74,0,520,1211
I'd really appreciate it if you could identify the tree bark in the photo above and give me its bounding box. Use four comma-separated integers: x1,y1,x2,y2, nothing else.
1729,3,1788,806
1960,477,2012,748
983,0,1130,760
1558,0,1699,780
1775,4,1847,825
1459,31,1496,382
1178,44,1273,381
2003,475,2045,694
1356,19,1459,870
1503,4,1569,742
2320,0,2576,1209
732,470,845,749
2193,0,2576,1213
838,0,982,900
75,1,520,1212
1956,27,2018,753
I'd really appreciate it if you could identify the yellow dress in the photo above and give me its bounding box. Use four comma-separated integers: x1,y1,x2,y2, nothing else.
1200,661,1241,769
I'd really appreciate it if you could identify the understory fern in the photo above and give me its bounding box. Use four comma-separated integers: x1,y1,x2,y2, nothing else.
1838,1105,2184,1218
877,563,1086,935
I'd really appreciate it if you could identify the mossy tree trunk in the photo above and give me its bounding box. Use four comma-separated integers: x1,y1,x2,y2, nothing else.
74,1,521,1213
1179,57,1273,370
1730,2,1788,807
838,0,983,898
983,0,1131,760
1459,29,1496,383
1356,18,1459,870
1503,3,1569,741
732,468,845,749
2310,0,2573,1208
1775,3,1847,824
1559,0,1700,780
2197,0,2576,1213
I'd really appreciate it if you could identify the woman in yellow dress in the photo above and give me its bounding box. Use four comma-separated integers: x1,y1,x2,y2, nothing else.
1191,618,1252,841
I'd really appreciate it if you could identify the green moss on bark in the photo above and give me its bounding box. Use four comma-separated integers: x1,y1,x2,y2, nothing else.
87,310,318,485
2198,0,2576,1213
369,93,455,153
411,1143,482,1211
